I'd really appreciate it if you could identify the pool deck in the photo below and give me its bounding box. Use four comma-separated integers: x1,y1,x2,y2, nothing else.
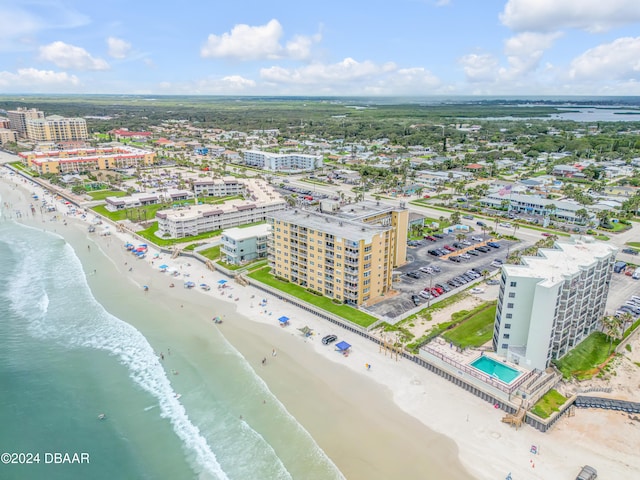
421,338,536,397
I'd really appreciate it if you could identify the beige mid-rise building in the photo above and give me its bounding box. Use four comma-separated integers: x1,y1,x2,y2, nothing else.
26,115,88,142
7,108,44,137
267,202,408,306
0,128,18,146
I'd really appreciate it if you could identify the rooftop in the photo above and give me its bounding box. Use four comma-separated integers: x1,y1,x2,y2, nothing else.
271,209,390,243
223,223,271,240
503,236,617,287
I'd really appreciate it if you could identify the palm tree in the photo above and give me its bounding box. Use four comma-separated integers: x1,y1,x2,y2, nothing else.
481,269,490,280
546,203,557,219
481,225,488,240
596,209,611,228
455,233,467,243
601,315,623,354
620,312,634,334
575,208,590,225
512,222,520,237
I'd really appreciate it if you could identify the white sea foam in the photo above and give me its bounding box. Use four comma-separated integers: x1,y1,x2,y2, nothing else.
2,225,230,480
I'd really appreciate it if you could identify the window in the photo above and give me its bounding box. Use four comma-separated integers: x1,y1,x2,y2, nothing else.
501,343,508,349
503,334,510,339
510,281,517,287
507,303,514,309
505,314,512,319
504,323,511,329
508,292,515,298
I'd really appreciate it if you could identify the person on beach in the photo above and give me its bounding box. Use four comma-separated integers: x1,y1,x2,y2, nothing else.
262,357,266,366
272,349,277,357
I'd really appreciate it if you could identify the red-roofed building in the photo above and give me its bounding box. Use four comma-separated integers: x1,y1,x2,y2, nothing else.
464,163,484,170
109,128,152,141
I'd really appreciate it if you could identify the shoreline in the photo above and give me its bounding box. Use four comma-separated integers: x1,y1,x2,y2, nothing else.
0,173,471,479
3,169,640,479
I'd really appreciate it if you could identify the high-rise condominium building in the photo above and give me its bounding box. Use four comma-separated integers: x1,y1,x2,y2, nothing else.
267,202,408,306
26,115,88,142
7,108,45,137
493,236,617,371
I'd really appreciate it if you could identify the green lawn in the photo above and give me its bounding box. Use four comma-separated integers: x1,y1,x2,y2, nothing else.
247,267,378,328
626,242,640,249
554,332,617,380
88,190,126,200
442,302,497,348
530,389,568,419
238,220,266,229
136,222,222,247
92,203,168,222
199,245,220,260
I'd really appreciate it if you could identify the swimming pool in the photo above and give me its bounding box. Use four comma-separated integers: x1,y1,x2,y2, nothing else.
471,356,521,384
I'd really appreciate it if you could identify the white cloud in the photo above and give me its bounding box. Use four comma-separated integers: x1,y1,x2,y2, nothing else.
107,37,131,59
201,19,320,60
502,31,562,78
260,58,396,84
0,68,80,91
257,59,440,95
0,5,89,41
39,41,109,70
569,37,640,80
201,19,284,60
158,75,257,94
500,0,640,33
458,53,500,83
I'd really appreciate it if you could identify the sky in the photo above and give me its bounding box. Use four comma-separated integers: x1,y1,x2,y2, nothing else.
1,0,640,96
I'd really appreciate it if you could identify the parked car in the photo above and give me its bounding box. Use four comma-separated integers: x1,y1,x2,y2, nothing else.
424,235,437,241
444,245,456,252
463,214,474,220
411,294,422,305
575,465,597,480
433,233,444,239
622,248,638,255
406,271,421,279
471,236,483,242
487,242,501,248
322,334,338,345
460,253,471,260
486,279,500,285
419,290,432,299
467,249,479,256
449,256,461,262
435,283,451,293
429,249,442,257
431,265,441,273
476,221,486,227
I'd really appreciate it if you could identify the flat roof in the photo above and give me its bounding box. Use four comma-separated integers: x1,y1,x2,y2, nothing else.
223,223,271,240
503,236,618,287
333,200,406,222
271,209,390,243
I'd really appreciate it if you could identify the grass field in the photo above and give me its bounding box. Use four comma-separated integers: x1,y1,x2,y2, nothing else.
247,267,378,328
530,389,568,418
554,332,617,380
136,222,222,247
88,190,126,200
441,302,497,348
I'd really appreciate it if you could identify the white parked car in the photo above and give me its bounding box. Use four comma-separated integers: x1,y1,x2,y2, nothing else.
471,236,483,242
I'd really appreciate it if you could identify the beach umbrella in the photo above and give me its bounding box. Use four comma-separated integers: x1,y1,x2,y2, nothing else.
217,279,227,285
159,264,168,269
278,316,289,323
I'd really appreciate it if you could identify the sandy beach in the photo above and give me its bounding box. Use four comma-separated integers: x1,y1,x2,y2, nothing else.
2,169,640,480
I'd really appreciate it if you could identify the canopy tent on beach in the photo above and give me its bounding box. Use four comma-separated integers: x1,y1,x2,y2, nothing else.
335,341,351,352
278,316,290,326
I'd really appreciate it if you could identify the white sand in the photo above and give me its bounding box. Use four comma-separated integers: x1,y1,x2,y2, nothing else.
3,168,640,480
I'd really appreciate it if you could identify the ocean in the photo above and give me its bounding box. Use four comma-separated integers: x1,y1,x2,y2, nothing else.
0,215,343,479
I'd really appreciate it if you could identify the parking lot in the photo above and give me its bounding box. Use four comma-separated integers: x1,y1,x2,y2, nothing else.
366,232,524,319
607,269,640,318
